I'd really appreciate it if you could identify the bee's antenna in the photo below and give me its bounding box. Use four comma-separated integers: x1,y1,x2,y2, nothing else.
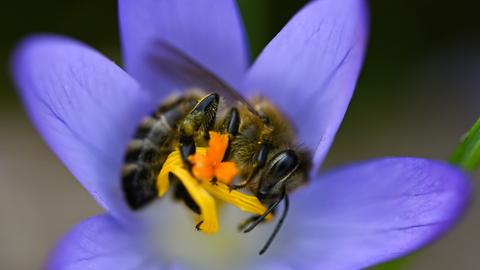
243,192,285,233
259,194,289,255
242,189,289,254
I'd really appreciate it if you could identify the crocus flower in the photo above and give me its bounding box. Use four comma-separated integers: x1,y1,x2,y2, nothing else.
11,0,470,269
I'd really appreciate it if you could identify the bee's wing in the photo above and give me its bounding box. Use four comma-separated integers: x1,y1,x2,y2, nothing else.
148,40,258,114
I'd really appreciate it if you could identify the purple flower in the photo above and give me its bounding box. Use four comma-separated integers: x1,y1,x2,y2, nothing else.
11,0,470,269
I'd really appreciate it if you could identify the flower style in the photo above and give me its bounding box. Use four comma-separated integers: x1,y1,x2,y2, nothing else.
11,0,470,269
188,131,239,185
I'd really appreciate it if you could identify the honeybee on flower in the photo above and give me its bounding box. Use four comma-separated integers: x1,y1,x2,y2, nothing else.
11,0,470,269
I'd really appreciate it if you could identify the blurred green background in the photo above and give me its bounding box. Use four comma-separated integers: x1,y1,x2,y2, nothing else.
1,0,479,269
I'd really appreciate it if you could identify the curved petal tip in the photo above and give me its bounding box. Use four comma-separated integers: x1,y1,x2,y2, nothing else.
245,0,369,171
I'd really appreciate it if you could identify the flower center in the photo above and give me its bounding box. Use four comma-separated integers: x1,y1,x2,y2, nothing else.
146,201,274,270
156,131,271,233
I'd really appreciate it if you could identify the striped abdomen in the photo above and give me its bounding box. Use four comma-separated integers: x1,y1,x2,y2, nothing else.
122,96,197,209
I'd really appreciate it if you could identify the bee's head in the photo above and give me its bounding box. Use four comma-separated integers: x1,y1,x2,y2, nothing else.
257,149,311,203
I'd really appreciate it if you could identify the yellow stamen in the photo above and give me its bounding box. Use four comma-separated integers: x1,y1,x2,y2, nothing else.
157,147,271,233
158,149,218,233
201,182,272,221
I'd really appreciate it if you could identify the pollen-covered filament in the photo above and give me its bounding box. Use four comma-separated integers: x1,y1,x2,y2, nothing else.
157,132,271,233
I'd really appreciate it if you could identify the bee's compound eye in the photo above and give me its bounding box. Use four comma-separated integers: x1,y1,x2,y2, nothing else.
269,150,299,180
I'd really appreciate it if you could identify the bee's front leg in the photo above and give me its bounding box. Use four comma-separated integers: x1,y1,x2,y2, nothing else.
219,107,240,161
238,206,277,231
178,93,219,167
237,215,260,231
230,143,270,190
221,107,240,137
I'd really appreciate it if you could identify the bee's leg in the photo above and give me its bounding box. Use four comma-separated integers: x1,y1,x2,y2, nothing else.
238,207,278,231
238,215,260,231
179,136,196,169
243,190,285,233
258,194,289,255
195,220,204,231
238,206,278,231
178,93,219,166
172,176,209,232
219,107,240,161
230,143,269,190
221,107,240,136
230,170,255,191
172,178,201,215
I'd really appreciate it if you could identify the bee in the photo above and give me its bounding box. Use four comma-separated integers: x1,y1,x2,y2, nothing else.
121,40,312,254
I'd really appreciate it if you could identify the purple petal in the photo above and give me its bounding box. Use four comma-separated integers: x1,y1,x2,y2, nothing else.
244,0,369,170
47,215,163,270
11,35,155,222
266,158,470,269
119,0,249,98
